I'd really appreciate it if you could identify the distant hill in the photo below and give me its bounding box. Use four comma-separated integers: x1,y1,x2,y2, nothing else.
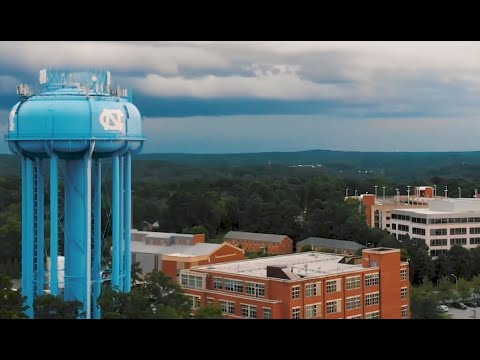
2,149,480,182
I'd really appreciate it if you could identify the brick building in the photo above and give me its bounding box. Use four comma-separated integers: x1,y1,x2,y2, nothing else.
181,247,409,319
223,231,293,255
296,237,365,255
131,230,244,282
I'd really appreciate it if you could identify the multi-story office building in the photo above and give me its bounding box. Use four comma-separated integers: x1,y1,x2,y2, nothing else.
181,247,409,319
390,198,480,256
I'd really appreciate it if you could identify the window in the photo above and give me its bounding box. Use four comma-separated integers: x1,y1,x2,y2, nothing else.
398,234,410,241
365,311,380,319
346,296,361,310
365,273,379,287
401,287,408,300
365,292,379,306
241,304,257,318
246,282,265,297
401,305,408,318
411,217,427,224
471,228,480,234
326,300,341,314
392,223,397,230
292,286,300,299
392,214,410,221
263,308,271,319
305,283,319,297
430,249,448,257
292,307,301,319
189,295,201,309
412,227,425,235
207,297,214,305
450,238,467,246
346,276,361,290
225,279,243,293
398,224,409,232
430,239,447,247
181,274,204,289
214,277,223,289
450,228,467,235
347,315,362,319
430,229,447,236
326,279,340,293
219,300,236,315
401,268,407,281
305,304,320,318
470,238,480,245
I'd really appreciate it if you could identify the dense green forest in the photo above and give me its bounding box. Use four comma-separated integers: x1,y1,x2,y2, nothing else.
2,150,480,285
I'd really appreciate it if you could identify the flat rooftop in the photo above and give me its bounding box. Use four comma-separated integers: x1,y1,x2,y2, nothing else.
393,198,480,215
194,252,364,279
132,242,220,257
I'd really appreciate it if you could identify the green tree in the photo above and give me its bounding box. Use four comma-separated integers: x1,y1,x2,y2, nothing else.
193,305,223,319
138,271,190,318
182,225,209,240
410,286,443,319
437,276,455,304
456,278,472,301
300,244,313,252
98,286,180,319
34,294,84,319
0,275,27,319
448,245,473,279
472,276,480,299
409,248,434,285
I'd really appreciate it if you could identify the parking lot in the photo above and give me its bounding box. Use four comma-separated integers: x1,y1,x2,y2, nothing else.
446,306,479,319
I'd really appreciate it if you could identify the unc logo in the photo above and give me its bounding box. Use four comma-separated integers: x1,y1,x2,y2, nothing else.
9,109,15,132
99,109,125,132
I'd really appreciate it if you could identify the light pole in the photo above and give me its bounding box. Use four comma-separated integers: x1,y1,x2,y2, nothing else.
444,186,448,198
451,273,458,290
374,185,378,197
395,188,400,203
355,189,358,198
407,185,411,204
382,186,386,200
345,188,349,198
458,187,461,198
434,184,437,198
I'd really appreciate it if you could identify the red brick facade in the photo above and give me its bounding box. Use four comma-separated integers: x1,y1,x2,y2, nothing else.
224,236,293,255
181,248,409,319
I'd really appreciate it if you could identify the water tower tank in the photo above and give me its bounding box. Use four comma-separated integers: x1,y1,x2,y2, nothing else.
6,69,145,318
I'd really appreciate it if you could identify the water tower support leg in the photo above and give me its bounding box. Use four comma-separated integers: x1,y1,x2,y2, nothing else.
49,154,59,295
124,152,132,292
35,159,45,296
112,156,120,289
119,156,124,291
92,160,102,319
22,157,34,318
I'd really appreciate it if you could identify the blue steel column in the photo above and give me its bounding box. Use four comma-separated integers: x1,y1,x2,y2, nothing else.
124,152,132,292
49,153,59,295
112,156,120,289
119,156,124,291
35,159,45,295
23,157,34,318
64,160,87,312
92,160,102,319
84,144,94,319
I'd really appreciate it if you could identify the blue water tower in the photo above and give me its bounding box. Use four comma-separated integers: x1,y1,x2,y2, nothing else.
6,69,145,318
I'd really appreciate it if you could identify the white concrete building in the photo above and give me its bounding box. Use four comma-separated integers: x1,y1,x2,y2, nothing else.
390,198,480,256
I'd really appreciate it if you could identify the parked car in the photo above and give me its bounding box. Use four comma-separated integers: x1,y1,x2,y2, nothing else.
451,302,467,310
437,305,449,312
464,300,478,308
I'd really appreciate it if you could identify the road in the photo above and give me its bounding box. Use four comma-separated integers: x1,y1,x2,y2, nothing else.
446,306,479,319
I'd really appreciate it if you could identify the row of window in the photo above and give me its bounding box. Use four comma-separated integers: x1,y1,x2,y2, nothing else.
292,275,379,299
430,238,480,246
392,214,410,221
218,300,271,319
398,224,409,232
181,274,204,289
214,277,265,297
412,227,426,235
430,249,448,257
206,299,409,319
394,216,480,224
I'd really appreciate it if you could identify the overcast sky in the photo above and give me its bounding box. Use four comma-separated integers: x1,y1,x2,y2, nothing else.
1,41,480,153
